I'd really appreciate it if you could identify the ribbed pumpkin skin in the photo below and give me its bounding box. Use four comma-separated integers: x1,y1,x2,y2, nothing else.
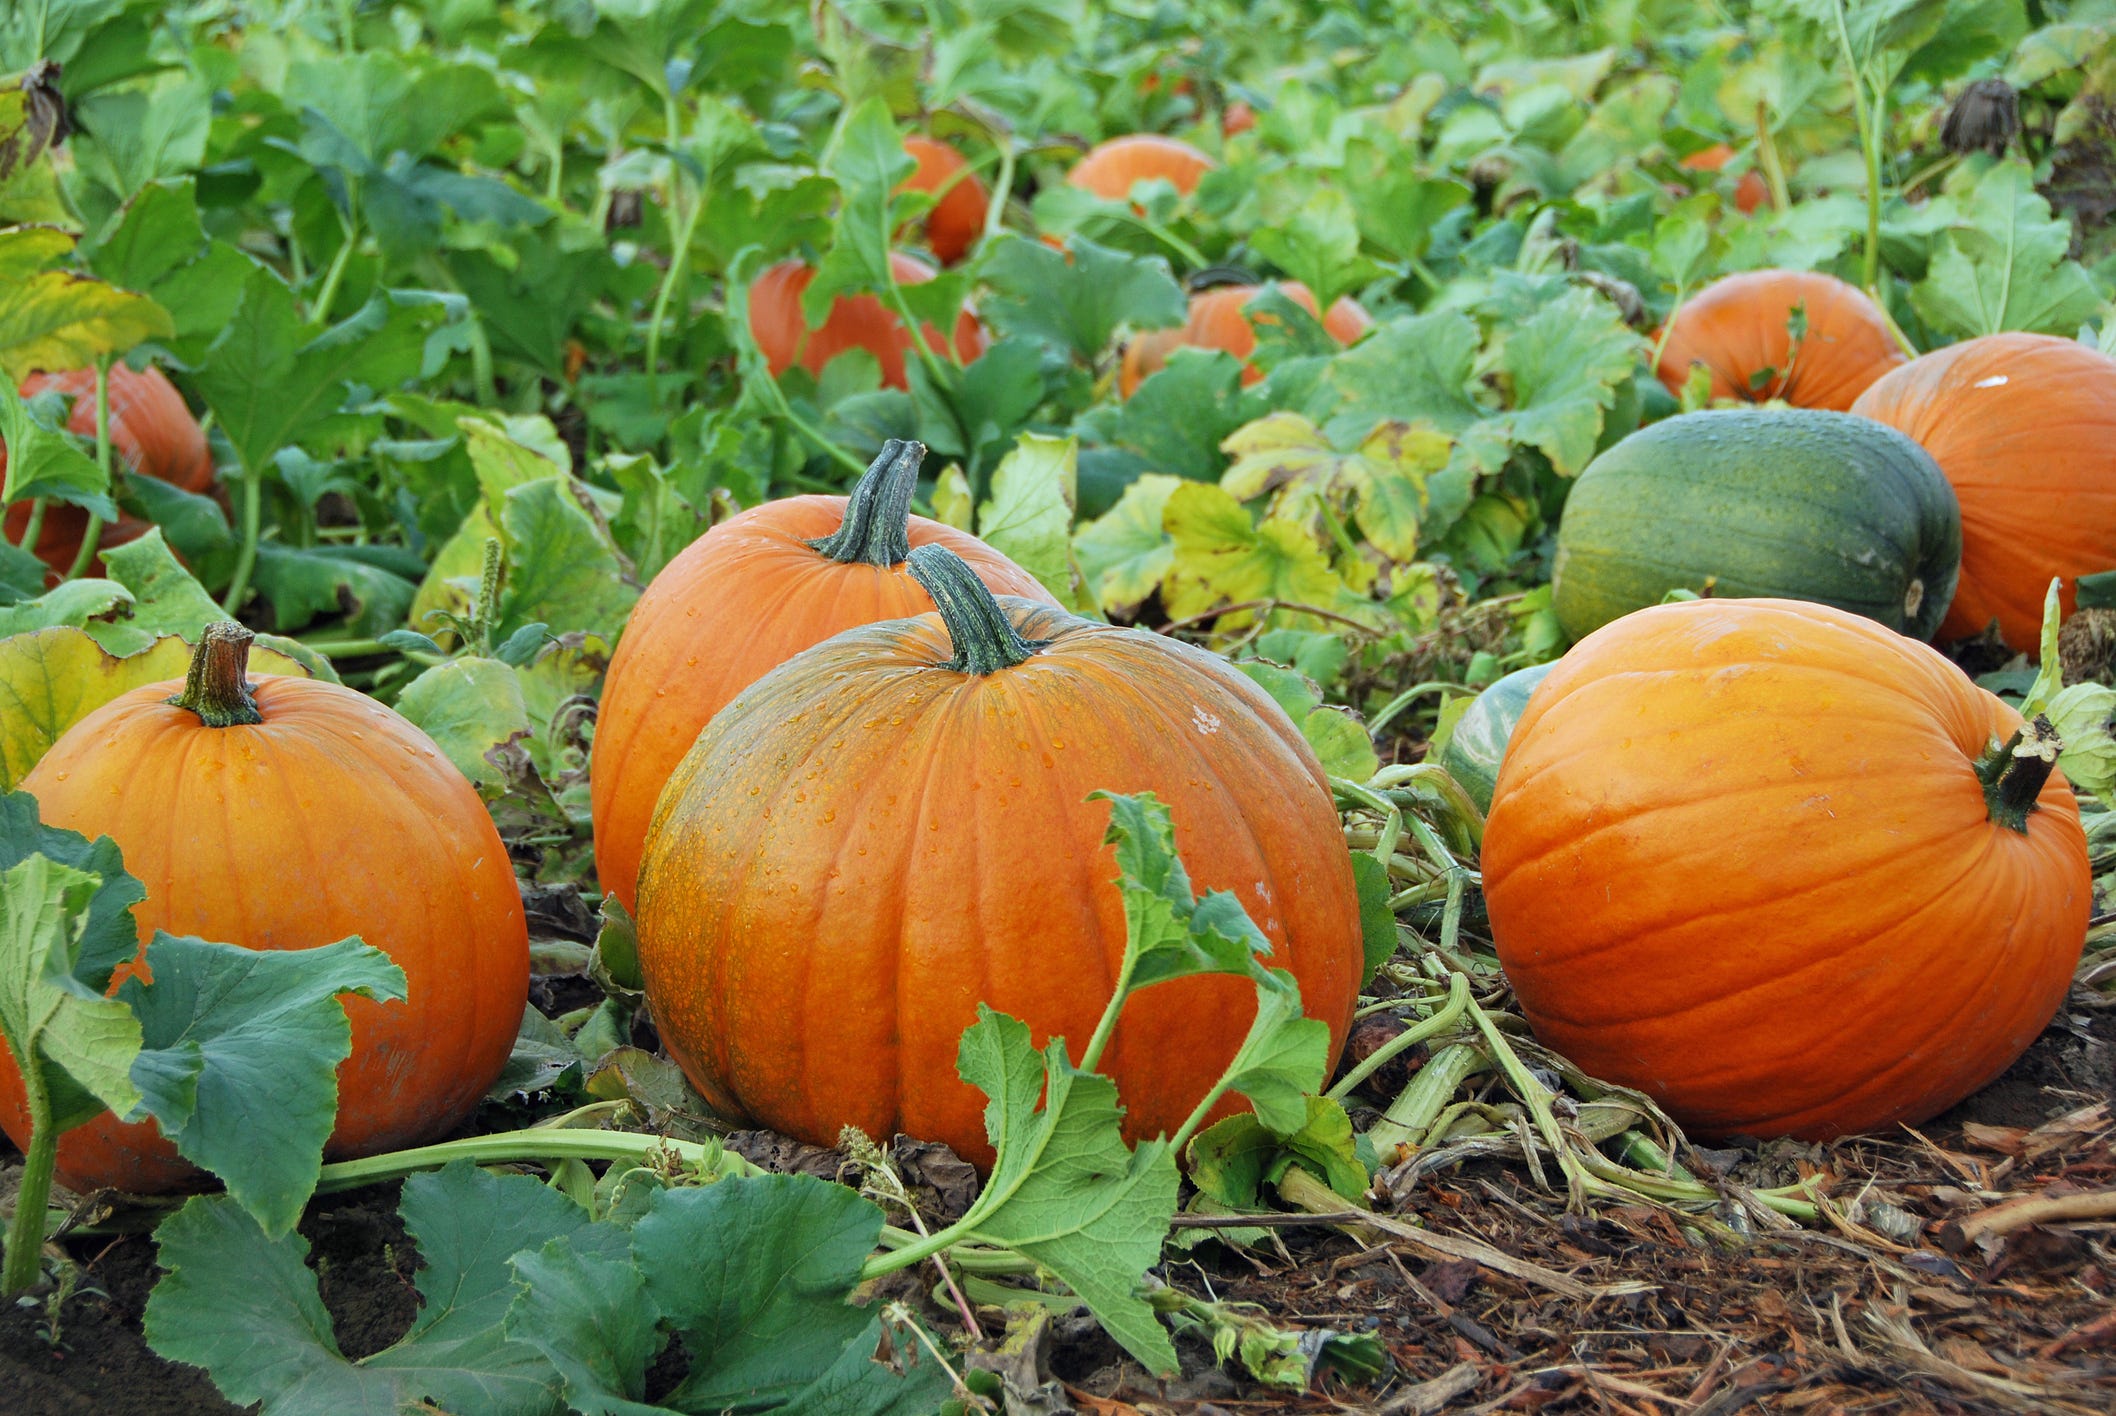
1483,598,2088,1139
634,601,1364,1168
1551,408,1961,642
1434,661,1554,814
0,676,529,1192
1656,270,1905,410
747,253,985,389
900,137,988,266
1120,283,1372,396
1850,333,2116,652
590,499,1056,910
1,364,214,573
1067,134,1216,201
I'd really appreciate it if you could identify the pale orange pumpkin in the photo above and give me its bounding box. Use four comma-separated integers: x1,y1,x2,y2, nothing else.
1120,282,1372,396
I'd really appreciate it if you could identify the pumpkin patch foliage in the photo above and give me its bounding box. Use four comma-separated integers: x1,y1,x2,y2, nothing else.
1,0,2114,1411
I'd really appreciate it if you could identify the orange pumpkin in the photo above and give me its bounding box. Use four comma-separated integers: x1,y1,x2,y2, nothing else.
1679,143,1769,216
1655,270,1904,411
1120,282,1371,396
634,547,1363,1167
1483,597,2089,1140
1222,101,1257,137
747,252,985,390
900,137,988,266
1067,133,1216,203
1,364,214,575
1851,333,2116,652
591,441,1056,912
0,624,530,1193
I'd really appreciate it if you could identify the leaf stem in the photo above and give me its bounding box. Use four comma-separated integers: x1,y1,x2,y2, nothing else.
15,497,47,552
311,215,359,327
1829,0,1883,292
646,173,709,397
1327,967,1470,1102
0,1049,57,1296
220,470,263,616
63,358,114,583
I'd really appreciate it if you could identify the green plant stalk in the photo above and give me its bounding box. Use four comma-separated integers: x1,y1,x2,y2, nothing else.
1367,1041,1488,1158
982,139,1017,246
472,535,503,656
1755,100,1791,213
14,497,47,552
311,213,360,327
0,1054,56,1295
1328,962,1470,1102
63,359,113,583
1367,681,1468,738
646,176,708,394
219,470,264,616
1829,0,1883,293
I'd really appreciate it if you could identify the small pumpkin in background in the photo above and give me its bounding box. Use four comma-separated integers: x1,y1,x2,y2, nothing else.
1850,333,2116,653
1,363,214,576
1431,662,1555,814
899,137,988,266
1483,597,2089,1140
1679,143,1769,216
1120,282,1372,396
0,624,530,1193
634,546,1363,1168
591,440,1055,911
1067,133,1216,203
1655,270,1904,410
747,253,985,390
1222,101,1257,137
1551,407,1960,643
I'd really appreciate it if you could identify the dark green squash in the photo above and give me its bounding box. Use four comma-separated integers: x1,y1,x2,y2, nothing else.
1551,409,1961,643
1434,662,1555,813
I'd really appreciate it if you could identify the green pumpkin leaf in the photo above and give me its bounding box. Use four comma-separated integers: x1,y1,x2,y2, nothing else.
1185,1095,1368,1208
1488,286,1643,476
1300,705,1380,782
952,1008,1182,1376
0,791,146,994
1094,790,1277,991
1073,472,1179,616
980,234,1188,363
630,1175,951,1412
145,1162,597,1414
1083,348,1250,484
83,528,223,654
247,544,420,638
1351,854,1399,983
0,379,114,519
1247,187,1381,312
502,1234,665,1416
122,934,405,1237
1911,161,2104,338
977,433,1081,608
0,578,133,638
497,477,640,642
0,855,144,1133
1208,975,1333,1136
394,656,533,792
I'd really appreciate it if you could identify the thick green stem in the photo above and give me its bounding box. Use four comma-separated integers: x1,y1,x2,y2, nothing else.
905,545,1047,675
1327,968,1470,1102
167,622,264,728
311,214,358,327
1,1054,56,1296
1979,716,2061,833
1755,100,1791,213
805,440,924,565
63,360,113,583
220,471,262,616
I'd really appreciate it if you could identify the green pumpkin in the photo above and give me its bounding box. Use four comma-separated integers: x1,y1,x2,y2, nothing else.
1551,408,1961,643
1434,663,1554,813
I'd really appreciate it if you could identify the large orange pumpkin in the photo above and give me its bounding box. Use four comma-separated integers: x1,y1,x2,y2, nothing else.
1679,143,1769,216
1120,282,1372,396
1482,597,2089,1140
1067,134,1216,203
0,623,529,1192
900,137,988,266
634,546,1363,1167
747,252,985,390
591,441,1055,912
1851,333,2116,652
1,364,214,575
1655,270,1904,411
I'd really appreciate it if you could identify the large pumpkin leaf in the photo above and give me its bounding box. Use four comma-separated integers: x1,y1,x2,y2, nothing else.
977,432,1081,609
122,934,404,1236
0,226,173,381
980,234,1187,363
1073,472,1179,616
0,627,312,790
0,854,144,1132
145,1162,601,1415
0,379,114,518
1910,161,2105,338
394,656,533,791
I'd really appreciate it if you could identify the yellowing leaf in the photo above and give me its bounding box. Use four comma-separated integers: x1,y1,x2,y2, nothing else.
931,463,973,531
1163,482,1365,627
1074,474,1180,616
0,227,174,380
1354,421,1451,563
1220,413,1451,565
0,628,312,790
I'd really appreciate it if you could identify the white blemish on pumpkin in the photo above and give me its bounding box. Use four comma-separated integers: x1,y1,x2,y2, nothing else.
1191,705,1222,734
1973,374,2008,388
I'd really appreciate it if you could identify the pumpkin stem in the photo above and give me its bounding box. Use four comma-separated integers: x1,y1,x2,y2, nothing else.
905,545,1047,675
806,439,925,566
1977,714,2062,834
167,621,264,728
